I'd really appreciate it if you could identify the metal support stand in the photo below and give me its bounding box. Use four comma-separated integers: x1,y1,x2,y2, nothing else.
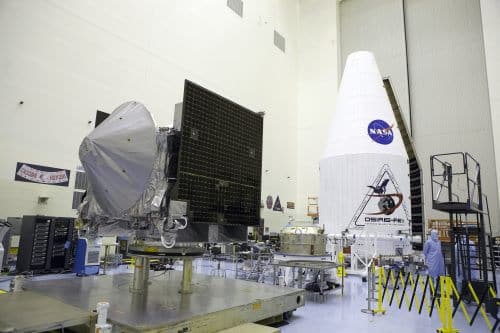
362,262,377,315
102,244,113,275
180,258,193,294
372,266,387,315
103,245,109,275
95,301,112,333
130,256,150,293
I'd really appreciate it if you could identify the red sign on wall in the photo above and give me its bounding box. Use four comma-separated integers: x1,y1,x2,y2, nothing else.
15,162,70,187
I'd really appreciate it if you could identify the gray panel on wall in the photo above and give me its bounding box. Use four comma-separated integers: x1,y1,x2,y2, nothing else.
405,0,499,231
227,0,243,17
339,0,411,129
274,30,286,53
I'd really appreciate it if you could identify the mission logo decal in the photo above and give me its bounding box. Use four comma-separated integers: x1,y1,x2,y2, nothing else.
367,119,394,145
15,162,70,187
348,164,410,229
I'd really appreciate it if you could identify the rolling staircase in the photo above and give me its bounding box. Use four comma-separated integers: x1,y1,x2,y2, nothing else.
430,152,497,294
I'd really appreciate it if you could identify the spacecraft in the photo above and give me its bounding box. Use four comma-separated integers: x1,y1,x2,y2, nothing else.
319,51,412,259
78,81,263,255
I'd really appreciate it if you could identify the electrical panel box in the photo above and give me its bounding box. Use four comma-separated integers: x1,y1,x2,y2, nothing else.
16,216,75,274
73,238,100,276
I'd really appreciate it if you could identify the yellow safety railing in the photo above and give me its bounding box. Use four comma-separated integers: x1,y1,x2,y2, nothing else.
376,267,498,333
374,266,386,314
388,269,400,306
450,281,471,324
436,277,459,333
417,274,431,315
467,282,493,331
337,252,346,278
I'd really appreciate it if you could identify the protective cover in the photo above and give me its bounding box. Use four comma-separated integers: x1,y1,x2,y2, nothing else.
78,103,184,246
320,51,411,236
79,101,157,216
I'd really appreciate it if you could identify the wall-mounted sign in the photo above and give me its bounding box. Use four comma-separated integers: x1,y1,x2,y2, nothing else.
15,162,70,187
266,195,273,209
273,196,283,212
287,202,295,209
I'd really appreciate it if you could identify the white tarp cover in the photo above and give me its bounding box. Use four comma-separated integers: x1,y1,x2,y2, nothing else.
79,101,157,216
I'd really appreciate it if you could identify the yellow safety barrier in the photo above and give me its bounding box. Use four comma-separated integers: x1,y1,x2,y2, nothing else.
380,270,449,331
399,271,411,310
374,266,386,314
408,273,420,311
417,274,431,315
436,276,459,333
387,270,400,306
450,281,471,324
428,277,441,316
377,268,500,333
489,286,497,298
467,282,493,331
337,252,346,277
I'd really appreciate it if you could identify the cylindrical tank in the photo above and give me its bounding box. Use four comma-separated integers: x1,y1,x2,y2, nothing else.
319,51,411,237
280,226,327,256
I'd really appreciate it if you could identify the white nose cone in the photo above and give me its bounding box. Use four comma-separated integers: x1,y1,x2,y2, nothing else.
320,51,411,236
323,51,406,157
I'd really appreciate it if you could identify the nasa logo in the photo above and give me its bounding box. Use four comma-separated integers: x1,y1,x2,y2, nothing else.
367,120,394,145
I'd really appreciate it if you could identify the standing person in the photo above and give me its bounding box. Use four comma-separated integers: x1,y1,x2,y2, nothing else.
423,230,446,286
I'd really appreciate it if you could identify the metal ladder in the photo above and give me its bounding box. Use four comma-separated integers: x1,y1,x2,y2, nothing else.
430,153,497,294
455,195,497,291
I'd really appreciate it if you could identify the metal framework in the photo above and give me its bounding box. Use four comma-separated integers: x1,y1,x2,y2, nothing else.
383,78,424,250
430,152,496,296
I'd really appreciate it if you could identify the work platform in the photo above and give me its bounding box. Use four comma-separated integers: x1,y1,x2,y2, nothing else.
6,271,304,332
0,291,93,332
432,201,483,214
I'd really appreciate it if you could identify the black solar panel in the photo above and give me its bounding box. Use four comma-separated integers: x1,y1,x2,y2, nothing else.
175,80,263,226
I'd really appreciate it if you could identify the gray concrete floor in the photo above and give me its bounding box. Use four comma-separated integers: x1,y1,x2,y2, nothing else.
282,274,490,333
0,259,494,332
195,258,493,332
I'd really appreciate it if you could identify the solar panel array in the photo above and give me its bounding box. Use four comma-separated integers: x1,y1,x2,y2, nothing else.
175,80,263,226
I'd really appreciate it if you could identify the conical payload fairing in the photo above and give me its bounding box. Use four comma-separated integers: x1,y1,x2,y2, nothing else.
319,51,411,240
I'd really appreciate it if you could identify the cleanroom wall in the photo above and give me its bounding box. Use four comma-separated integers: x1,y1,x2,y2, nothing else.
295,0,339,222
0,0,300,232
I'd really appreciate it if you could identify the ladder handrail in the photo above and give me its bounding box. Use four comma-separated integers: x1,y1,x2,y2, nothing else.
431,152,495,289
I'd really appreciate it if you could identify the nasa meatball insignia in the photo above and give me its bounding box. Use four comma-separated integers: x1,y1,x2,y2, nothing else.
367,119,394,145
